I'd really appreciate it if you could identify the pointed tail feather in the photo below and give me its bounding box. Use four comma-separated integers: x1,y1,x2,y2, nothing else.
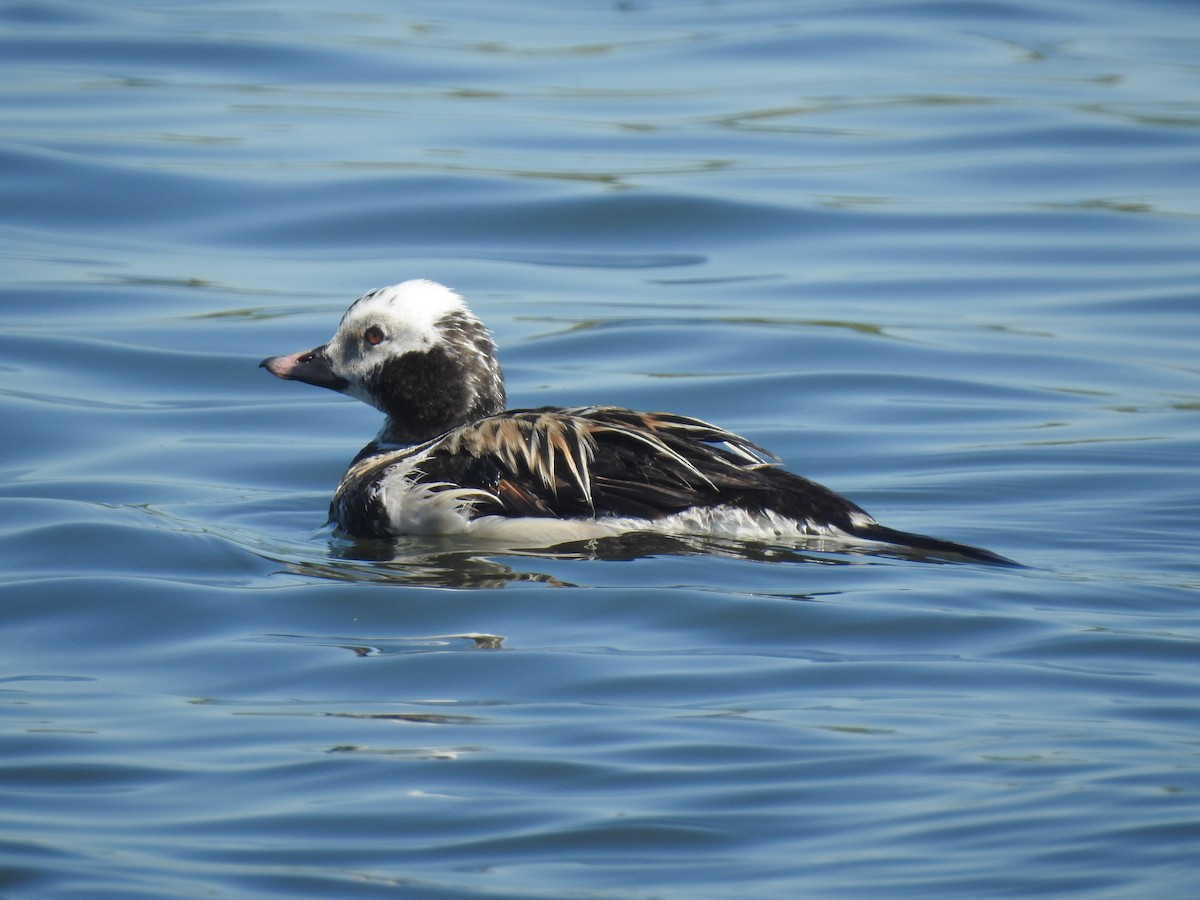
851,522,1021,567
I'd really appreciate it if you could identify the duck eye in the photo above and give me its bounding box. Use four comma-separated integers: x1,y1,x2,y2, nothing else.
363,326,385,346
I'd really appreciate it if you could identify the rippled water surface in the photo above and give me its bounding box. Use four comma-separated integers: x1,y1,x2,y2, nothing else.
3,1,1199,896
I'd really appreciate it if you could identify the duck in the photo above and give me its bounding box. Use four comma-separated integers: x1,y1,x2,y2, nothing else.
260,279,1015,564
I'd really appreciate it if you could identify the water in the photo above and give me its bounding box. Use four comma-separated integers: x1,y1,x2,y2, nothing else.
2,0,1199,896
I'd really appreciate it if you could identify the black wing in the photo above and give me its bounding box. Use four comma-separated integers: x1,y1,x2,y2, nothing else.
413,406,870,528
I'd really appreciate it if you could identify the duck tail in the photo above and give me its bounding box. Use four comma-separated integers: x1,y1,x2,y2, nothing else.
849,522,1021,567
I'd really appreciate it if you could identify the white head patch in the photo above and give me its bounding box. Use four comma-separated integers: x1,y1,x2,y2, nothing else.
321,280,471,402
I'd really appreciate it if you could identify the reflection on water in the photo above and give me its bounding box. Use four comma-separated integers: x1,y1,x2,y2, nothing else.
247,631,506,654
282,529,989,588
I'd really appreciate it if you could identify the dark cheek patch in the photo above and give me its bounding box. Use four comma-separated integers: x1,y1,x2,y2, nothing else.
369,347,469,436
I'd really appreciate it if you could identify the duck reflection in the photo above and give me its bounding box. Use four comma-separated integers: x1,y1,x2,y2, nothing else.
269,529,973,589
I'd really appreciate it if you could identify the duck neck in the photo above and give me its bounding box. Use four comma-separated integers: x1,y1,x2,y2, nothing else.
356,352,506,458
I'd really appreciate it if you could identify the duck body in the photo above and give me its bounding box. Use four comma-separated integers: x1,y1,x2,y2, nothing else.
262,280,1014,565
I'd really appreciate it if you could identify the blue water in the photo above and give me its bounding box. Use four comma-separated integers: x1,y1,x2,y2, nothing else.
3,1,1199,896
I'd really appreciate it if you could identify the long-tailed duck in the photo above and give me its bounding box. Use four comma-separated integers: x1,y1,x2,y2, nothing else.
261,279,1014,564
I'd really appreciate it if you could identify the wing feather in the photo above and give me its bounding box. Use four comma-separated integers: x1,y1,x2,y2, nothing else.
390,407,778,522
329,405,866,536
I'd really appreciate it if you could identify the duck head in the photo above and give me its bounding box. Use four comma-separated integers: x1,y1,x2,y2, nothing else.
261,279,506,445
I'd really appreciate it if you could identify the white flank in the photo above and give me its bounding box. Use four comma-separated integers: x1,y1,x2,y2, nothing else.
375,453,494,535
461,505,864,545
